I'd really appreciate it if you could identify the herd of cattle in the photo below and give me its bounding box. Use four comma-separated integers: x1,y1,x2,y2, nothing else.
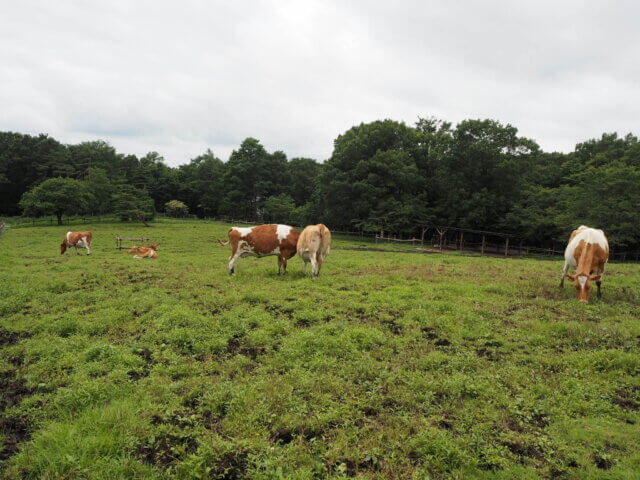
60,224,609,301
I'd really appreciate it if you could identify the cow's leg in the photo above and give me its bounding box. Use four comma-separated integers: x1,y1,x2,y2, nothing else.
311,256,319,278
303,261,308,275
228,251,241,275
85,238,91,255
280,255,289,275
316,252,324,276
559,261,569,287
75,244,80,255
596,270,603,299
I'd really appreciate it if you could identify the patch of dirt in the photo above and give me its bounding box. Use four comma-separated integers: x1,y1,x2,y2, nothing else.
502,439,544,460
136,431,198,469
476,347,500,361
0,328,31,346
592,453,614,470
203,451,249,480
226,334,265,360
264,304,294,320
0,365,34,462
381,319,403,335
127,369,149,381
134,347,154,364
0,370,33,412
0,416,31,461
612,387,640,410
434,338,451,347
421,326,438,340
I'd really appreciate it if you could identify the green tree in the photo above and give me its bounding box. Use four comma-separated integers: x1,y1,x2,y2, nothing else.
557,161,640,247
111,185,155,225
19,177,92,225
130,152,178,211
176,150,225,217
431,119,539,231
220,138,289,220
319,120,424,233
165,199,189,218
287,157,322,206
85,167,114,214
0,132,67,215
263,194,295,223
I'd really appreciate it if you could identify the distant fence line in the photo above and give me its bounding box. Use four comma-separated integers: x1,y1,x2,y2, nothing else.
2,215,638,262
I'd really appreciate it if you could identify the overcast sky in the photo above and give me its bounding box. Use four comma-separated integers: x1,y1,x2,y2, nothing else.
1,1,638,166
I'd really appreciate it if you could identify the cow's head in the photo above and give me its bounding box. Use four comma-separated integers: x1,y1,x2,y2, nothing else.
565,273,601,303
60,241,67,254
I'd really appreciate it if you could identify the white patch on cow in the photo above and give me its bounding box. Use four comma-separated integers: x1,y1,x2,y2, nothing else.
270,247,280,255
233,227,253,237
564,226,609,266
276,225,291,241
66,231,72,244
578,275,587,289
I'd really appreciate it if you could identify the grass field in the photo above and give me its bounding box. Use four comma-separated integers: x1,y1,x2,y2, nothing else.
1,220,639,480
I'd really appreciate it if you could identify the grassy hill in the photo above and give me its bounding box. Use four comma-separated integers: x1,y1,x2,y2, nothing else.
1,220,639,479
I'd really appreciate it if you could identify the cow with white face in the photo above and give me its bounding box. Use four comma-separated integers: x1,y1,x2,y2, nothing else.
218,224,300,275
61,231,92,255
560,226,609,303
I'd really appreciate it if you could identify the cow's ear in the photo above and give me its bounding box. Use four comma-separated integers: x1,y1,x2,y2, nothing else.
565,273,576,280
589,274,602,281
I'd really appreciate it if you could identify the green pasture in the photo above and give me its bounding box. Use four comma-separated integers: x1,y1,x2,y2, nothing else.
1,220,639,479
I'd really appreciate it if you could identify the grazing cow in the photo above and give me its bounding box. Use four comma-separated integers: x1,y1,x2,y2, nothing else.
560,225,609,303
128,244,159,259
297,224,331,278
218,224,300,275
60,231,92,255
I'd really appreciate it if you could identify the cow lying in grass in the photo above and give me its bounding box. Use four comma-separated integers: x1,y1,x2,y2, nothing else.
218,224,300,275
61,231,92,255
128,244,159,259
297,224,331,278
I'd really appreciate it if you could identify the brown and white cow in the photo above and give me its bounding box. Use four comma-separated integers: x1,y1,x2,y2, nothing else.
218,224,300,275
297,224,331,278
60,231,92,255
128,244,159,259
560,225,609,303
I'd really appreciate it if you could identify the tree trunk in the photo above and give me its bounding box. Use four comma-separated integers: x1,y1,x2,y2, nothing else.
56,211,63,225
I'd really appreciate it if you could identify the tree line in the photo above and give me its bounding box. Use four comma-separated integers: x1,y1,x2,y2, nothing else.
1,117,639,249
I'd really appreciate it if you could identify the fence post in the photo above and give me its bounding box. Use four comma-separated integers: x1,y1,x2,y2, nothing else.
504,237,509,257
481,235,485,256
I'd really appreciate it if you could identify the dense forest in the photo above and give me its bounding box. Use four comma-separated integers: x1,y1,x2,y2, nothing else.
1,117,639,249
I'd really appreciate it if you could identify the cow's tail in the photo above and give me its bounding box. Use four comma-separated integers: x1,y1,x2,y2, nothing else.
217,239,229,247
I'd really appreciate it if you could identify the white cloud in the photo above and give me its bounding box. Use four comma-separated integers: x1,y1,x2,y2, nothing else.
1,0,639,166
